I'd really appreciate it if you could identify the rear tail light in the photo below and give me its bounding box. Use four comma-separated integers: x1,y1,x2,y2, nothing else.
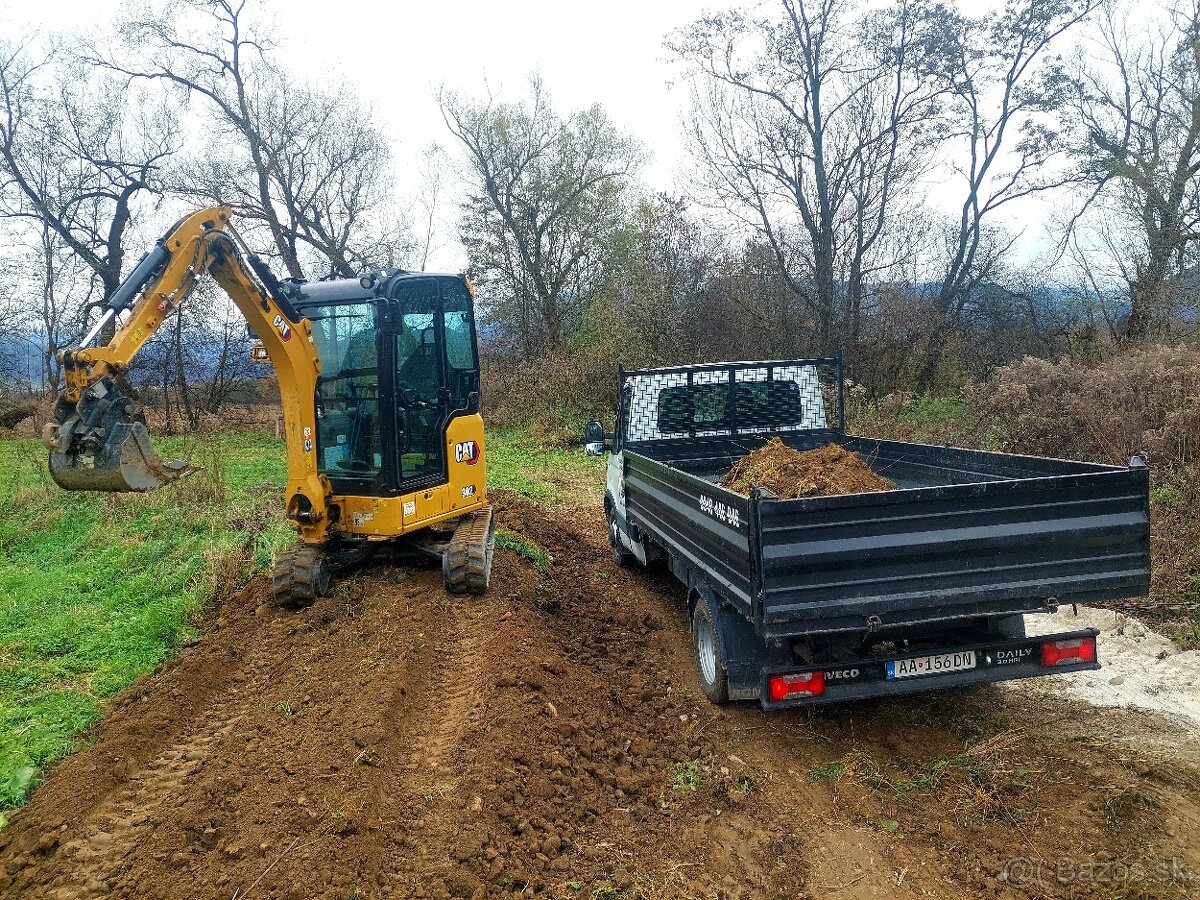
768,671,825,702
1040,636,1097,667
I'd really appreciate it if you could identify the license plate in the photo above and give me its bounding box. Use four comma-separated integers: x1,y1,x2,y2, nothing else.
886,651,976,680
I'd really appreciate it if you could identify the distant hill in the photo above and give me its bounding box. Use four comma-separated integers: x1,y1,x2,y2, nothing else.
0,329,258,390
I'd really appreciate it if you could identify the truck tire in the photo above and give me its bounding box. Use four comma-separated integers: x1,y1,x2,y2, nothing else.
606,503,637,568
691,594,730,704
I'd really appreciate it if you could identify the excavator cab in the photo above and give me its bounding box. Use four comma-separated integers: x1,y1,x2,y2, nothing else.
287,271,482,499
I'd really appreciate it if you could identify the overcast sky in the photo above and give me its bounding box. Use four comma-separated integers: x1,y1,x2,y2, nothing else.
6,0,1052,271
10,0,705,177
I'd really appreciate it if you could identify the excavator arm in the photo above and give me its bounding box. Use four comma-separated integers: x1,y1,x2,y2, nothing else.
42,206,332,543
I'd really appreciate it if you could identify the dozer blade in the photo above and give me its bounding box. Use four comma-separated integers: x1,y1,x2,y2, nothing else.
44,378,197,493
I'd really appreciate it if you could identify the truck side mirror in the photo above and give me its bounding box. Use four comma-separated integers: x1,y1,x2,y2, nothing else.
584,420,607,456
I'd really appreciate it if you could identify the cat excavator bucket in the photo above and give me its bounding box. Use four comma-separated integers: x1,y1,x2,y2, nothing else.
42,378,196,492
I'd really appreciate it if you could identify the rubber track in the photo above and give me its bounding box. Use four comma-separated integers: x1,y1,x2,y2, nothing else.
271,544,328,609
443,506,495,595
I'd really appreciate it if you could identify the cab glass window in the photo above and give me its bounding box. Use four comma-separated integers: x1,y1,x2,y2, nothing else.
441,278,479,410
309,302,381,477
391,279,442,482
391,280,440,400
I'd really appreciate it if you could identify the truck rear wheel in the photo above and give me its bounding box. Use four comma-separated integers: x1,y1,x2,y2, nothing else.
691,594,730,704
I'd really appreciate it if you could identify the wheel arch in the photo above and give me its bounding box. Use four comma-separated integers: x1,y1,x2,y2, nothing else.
687,580,727,663
686,574,790,703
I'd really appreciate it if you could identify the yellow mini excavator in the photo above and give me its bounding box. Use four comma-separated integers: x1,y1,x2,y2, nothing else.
43,206,495,607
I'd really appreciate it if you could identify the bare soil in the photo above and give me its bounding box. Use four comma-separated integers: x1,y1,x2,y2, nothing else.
2,492,1200,899
721,440,896,499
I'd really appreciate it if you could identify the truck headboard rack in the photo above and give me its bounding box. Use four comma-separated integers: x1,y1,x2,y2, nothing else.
621,357,844,447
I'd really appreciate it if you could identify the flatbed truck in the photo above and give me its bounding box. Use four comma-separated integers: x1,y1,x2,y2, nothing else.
585,358,1151,708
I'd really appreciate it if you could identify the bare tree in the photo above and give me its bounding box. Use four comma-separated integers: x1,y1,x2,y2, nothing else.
671,0,950,353
441,76,640,354
414,143,450,272
95,0,298,275
0,225,85,394
0,38,176,412
1067,0,1200,339
182,72,407,277
915,0,1099,385
199,300,260,414
27,224,95,393
99,0,404,279
0,39,176,345
593,194,728,364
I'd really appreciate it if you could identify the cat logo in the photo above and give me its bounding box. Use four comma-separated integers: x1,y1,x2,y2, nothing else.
273,314,292,341
455,440,480,465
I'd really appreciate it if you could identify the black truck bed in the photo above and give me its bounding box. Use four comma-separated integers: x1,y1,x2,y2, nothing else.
624,432,1151,639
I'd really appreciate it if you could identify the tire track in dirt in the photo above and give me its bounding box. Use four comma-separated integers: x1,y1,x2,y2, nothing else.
408,605,498,773
2,491,1200,900
378,591,516,898
45,709,246,899
0,566,449,899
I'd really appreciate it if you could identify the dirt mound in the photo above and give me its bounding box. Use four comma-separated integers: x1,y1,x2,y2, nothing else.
0,401,38,430
2,491,1199,899
721,437,896,499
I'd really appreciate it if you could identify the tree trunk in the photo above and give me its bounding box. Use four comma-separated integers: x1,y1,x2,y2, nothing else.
172,314,196,428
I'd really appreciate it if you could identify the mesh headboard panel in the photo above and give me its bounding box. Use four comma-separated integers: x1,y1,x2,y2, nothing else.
622,359,842,444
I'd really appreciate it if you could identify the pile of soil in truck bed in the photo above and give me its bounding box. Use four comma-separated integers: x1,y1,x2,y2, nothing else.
721,437,897,499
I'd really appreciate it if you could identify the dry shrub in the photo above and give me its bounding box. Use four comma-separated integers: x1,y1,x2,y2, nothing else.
851,347,1200,636
977,346,1200,635
481,345,626,445
0,400,38,430
978,346,1200,468
0,396,51,439
142,402,281,435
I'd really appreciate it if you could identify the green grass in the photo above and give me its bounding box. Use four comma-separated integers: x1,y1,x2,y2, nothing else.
0,431,293,810
808,759,850,781
848,393,984,447
495,529,550,571
671,757,706,791
484,428,604,502
0,425,606,811
806,734,1051,823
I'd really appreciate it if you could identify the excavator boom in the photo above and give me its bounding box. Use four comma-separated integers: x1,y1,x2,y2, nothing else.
43,207,331,542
